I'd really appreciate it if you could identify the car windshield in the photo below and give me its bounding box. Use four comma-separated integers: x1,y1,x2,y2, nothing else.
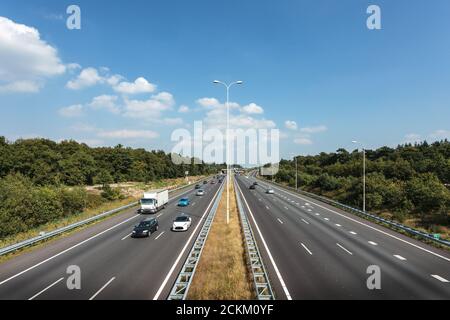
141,199,154,205
175,216,189,222
137,221,152,227
180,198,188,202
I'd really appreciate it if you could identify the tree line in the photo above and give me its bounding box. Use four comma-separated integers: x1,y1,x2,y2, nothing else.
0,136,224,238
273,141,450,229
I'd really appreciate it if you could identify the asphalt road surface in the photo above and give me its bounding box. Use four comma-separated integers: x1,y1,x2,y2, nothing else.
235,174,450,300
0,180,222,300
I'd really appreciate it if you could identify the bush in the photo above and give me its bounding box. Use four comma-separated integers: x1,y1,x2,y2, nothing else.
59,187,88,216
101,185,124,201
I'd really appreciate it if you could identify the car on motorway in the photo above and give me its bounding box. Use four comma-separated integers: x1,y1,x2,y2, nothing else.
211,180,216,184
131,218,159,238
178,197,190,207
195,184,201,189
266,189,274,194
196,189,205,196
172,215,192,232
253,182,259,186
203,180,208,184
249,184,256,190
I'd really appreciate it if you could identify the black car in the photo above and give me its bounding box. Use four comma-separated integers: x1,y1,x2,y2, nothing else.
131,218,159,238
195,184,201,189
249,185,256,190
253,182,258,186
203,180,208,184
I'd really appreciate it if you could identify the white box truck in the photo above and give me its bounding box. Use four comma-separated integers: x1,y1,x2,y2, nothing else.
138,189,169,214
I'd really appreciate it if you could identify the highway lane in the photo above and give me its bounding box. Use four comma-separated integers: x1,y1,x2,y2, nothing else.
0,179,222,300
235,175,450,300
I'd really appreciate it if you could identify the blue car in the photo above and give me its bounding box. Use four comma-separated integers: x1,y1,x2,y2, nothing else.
178,198,190,207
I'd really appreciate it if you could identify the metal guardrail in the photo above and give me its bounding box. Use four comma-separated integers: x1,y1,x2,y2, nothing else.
0,177,211,257
257,176,450,248
167,181,225,300
234,178,274,300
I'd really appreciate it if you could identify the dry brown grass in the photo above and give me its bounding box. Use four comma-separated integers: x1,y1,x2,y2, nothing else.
187,179,254,300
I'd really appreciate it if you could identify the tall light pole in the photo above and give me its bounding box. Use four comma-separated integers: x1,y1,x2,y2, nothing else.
352,140,366,212
213,80,243,224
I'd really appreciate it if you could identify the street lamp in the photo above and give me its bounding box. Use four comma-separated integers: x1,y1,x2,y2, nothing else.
352,140,366,212
213,80,243,224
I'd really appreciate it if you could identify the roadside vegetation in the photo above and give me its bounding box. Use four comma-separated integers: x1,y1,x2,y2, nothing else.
272,141,450,240
0,136,224,242
188,180,254,300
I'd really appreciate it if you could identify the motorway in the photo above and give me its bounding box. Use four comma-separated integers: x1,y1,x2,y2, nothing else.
0,180,222,300
235,174,450,300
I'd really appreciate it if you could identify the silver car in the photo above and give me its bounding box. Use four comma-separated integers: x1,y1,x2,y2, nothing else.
266,189,274,194
196,189,205,196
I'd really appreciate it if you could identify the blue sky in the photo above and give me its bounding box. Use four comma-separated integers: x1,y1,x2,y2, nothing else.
1,0,450,162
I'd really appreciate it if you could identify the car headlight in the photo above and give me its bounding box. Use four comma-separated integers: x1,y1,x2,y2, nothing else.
132,230,136,233
143,230,149,233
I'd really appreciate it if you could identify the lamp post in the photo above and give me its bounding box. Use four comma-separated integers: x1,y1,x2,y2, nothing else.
213,80,243,224
352,140,366,212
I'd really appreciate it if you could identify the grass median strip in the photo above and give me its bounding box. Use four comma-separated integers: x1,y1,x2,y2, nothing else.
187,180,254,300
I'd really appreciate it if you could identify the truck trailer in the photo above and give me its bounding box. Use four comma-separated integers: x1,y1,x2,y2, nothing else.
138,189,169,214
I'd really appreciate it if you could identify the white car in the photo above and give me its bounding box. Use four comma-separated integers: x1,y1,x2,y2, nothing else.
196,189,205,196
172,215,192,232
266,189,274,194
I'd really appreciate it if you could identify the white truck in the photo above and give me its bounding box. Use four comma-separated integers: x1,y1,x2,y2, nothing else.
138,189,169,214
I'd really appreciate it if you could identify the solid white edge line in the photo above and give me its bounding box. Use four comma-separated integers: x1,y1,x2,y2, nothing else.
152,184,223,300
89,277,115,300
431,275,449,283
301,243,313,255
263,182,450,263
235,180,292,300
336,243,353,255
28,277,64,300
0,214,140,287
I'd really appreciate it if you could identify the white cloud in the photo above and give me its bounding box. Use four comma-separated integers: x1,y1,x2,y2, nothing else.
73,139,104,147
300,125,327,134
294,137,313,145
0,16,66,93
66,67,123,90
178,105,190,113
285,120,298,131
123,92,175,119
98,129,159,139
196,97,274,131
0,80,41,93
88,95,120,114
405,133,422,144
66,63,81,72
242,103,264,114
113,77,156,95
162,118,184,126
66,67,103,90
58,104,84,118
197,97,220,109
429,130,450,141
